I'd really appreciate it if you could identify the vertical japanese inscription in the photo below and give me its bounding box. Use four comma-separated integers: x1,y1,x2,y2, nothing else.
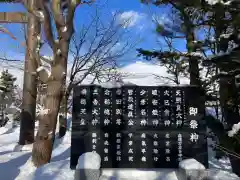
124,87,136,127
175,89,183,127
127,132,134,163
165,132,171,163
153,133,159,162
79,87,88,127
162,88,172,128
116,132,122,162
92,87,100,127
139,88,148,127
102,89,112,127
103,132,109,162
140,133,147,163
71,85,208,169
189,107,199,143
151,88,160,127
92,132,98,153
115,88,123,127
177,133,183,162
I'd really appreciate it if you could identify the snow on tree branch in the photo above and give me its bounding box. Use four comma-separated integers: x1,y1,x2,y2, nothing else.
228,122,240,137
39,108,51,116
40,56,53,65
205,0,234,5
36,65,51,83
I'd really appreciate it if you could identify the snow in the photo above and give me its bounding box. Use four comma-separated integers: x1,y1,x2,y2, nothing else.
179,159,205,170
101,169,179,180
206,0,234,5
228,122,240,137
119,61,189,85
56,49,61,55
36,35,41,41
76,152,101,169
34,11,45,21
182,51,206,59
36,65,51,77
220,33,232,39
39,108,50,116
36,66,45,72
61,26,68,33
0,121,73,180
54,39,59,44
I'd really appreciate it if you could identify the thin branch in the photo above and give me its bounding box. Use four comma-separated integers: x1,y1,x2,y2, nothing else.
0,26,16,40
52,0,65,27
39,0,55,49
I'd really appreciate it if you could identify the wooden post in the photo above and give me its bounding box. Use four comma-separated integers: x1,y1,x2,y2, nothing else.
0,12,27,23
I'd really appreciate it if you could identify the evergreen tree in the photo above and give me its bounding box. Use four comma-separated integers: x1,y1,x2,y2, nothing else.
138,0,205,86
139,0,240,176
0,70,17,126
0,70,17,102
201,2,240,175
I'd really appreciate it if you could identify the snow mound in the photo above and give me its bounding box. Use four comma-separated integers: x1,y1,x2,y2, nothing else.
101,169,179,180
23,160,74,180
179,158,205,170
76,152,101,169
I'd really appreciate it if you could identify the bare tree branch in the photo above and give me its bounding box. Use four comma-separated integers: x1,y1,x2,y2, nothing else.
66,11,138,97
0,26,16,40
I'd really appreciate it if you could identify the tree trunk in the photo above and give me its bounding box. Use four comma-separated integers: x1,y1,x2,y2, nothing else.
58,78,67,138
186,30,201,86
19,0,40,145
229,153,240,177
218,75,240,176
32,41,68,167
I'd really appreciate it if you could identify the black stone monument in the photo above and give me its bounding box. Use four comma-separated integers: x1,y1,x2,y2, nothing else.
70,85,208,169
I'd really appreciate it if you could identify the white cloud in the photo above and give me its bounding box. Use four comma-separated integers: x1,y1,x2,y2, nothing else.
117,11,146,28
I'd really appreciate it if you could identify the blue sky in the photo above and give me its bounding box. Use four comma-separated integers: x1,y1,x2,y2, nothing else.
0,0,187,66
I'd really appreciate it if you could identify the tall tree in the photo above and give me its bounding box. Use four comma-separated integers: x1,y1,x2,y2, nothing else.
201,1,240,174
139,0,240,175
139,0,204,86
137,10,189,84
19,0,41,145
21,0,95,167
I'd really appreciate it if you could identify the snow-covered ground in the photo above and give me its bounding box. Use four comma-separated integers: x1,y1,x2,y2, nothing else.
0,120,239,180
0,120,73,180
0,61,239,179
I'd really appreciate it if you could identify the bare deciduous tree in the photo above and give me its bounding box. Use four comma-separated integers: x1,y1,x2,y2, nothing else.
66,11,138,101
